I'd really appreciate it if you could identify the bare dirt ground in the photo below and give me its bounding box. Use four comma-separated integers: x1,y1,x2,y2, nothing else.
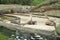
5,14,56,31
4,13,60,32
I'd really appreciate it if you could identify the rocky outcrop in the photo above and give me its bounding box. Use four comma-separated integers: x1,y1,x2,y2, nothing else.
30,0,59,11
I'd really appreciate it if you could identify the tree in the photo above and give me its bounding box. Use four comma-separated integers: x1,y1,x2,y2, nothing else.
21,0,33,5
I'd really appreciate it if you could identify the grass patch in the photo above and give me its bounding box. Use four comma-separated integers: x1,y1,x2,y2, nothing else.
0,33,9,40
0,26,15,40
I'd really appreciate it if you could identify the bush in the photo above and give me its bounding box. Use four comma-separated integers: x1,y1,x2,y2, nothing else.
0,0,44,5
31,0,44,6
0,0,33,5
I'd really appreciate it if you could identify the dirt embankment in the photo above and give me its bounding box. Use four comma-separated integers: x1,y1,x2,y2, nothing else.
0,0,60,17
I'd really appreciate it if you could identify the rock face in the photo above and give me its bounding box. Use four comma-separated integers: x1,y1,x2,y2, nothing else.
1,7,31,14
10,8,27,13
30,0,59,11
0,9,11,14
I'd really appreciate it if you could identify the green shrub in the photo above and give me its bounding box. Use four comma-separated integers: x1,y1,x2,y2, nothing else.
0,0,44,5
31,0,44,6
